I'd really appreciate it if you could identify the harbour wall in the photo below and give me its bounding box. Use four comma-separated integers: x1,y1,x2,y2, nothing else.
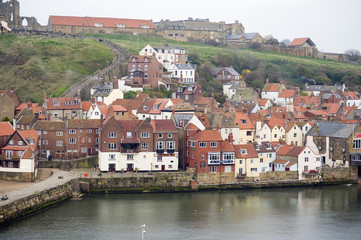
0,181,73,227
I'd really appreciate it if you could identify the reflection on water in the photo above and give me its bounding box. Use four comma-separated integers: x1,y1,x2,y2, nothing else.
1,185,361,240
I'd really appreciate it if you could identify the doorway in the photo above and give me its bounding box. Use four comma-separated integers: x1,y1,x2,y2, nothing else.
161,165,165,172
127,164,134,172
108,164,115,172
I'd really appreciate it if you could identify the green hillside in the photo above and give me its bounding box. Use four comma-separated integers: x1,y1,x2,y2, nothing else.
0,34,114,103
89,33,361,92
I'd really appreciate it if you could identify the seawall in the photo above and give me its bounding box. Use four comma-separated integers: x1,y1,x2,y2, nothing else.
0,181,73,226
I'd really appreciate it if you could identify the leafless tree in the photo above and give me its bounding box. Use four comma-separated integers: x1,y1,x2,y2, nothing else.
345,49,361,61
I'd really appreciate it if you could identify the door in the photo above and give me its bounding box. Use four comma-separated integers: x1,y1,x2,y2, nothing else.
272,164,275,171
88,148,92,156
322,156,326,165
161,165,165,172
127,164,134,172
108,164,115,172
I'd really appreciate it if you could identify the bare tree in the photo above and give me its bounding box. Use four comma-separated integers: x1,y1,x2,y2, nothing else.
345,49,361,61
281,39,291,46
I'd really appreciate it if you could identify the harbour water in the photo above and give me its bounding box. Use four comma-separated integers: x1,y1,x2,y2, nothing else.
1,185,361,240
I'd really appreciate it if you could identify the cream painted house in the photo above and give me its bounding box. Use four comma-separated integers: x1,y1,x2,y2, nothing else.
285,123,303,146
234,144,260,178
269,124,286,143
253,141,276,172
255,121,272,144
234,113,255,144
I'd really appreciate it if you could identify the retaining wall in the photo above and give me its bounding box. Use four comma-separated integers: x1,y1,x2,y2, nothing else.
0,171,36,182
0,181,73,226
39,156,98,170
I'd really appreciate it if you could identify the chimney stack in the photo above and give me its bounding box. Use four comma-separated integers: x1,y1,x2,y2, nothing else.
113,76,118,89
228,133,233,143
27,100,32,109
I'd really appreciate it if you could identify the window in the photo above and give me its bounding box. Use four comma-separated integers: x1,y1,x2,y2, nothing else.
294,133,297,137
56,131,63,136
94,22,103,27
96,138,99,144
223,152,235,162
109,154,115,160
157,156,162,162
65,101,71,106
167,141,175,150
316,157,320,161
251,159,254,164
353,139,361,149
87,129,92,133
241,119,247,124
210,166,217,173
210,142,217,147
141,143,148,150
69,138,76,144
108,132,117,138
239,160,243,164
9,140,14,146
156,141,164,149
127,154,133,160
191,141,195,147
200,162,206,168
6,150,13,159
274,134,277,138
108,143,117,150
199,142,206,147
305,157,309,162
208,152,220,162
246,131,252,136
168,133,172,138
89,138,91,143
141,132,149,138
117,23,125,28
18,151,24,157
126,132,132,138
158,133,163,138
225,166,232,173
304,166,308,172
144,65,148,71
69,129,76,134
18,141,23,146
81,148,87,153
260,158,263,163
53,100,60,106
251,168,257,172
56,141,63,146
240,149,247,155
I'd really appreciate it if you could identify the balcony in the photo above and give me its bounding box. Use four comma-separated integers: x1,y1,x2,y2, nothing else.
156,149,164,154
221,159,235,164
121,143,139,153
166,149,175,154
208,160,220,165
0,155,20,161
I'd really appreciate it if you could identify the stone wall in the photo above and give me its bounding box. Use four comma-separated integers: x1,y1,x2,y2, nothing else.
322,166,358,182
259,171,298,181
196,172,237,186
80,172,194,193
61,39,129,100
0,181,73,226
39,156,98,170
0,171,35,182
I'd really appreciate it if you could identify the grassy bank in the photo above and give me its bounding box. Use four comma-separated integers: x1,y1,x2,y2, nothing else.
0,34,115,103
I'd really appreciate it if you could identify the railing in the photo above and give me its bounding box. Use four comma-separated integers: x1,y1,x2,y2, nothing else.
166,149,175,154
208,160,220,165
156,149,164,154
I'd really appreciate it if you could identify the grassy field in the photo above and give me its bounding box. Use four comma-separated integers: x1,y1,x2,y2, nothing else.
0,34,114,103
88,33,361,73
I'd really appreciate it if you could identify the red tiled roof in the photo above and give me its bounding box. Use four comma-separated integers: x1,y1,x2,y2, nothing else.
277,145,292,155
50,16,154,29
194,97,212,105
185,123,200,131
110,105,127,112
18,129,39,151
234,144,258,158
151,120,177,133
112,99,144,110
189,129,223,142
222,141,235,152
45,97,82,110
21,148,34,159
263,83,281,92
289,38,309,46
272,159,289,165
286,146,306,157
235,112,254,130
279,89,295,98
16,103,39,111
258,99,269,106
0,122,14,136
82,101,92,111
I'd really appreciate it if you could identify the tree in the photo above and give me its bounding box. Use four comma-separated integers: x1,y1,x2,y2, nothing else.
124,90,138,99
345,49,361,62
264,35,279,45
281,39,291,46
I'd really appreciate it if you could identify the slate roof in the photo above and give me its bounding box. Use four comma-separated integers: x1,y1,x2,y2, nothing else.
50,16,154,29
304,85,333,92
208,113,238,129
209,67,240,76
308,122,358,138
171,64,195,70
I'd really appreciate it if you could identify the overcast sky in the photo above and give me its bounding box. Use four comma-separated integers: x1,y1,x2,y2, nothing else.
18,0,361,53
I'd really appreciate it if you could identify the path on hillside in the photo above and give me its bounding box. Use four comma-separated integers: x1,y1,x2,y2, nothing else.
61,38,130,100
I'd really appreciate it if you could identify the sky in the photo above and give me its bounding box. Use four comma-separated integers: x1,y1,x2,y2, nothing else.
17,0,361,53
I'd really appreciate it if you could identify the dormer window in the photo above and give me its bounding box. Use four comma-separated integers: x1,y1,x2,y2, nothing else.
73,100,79,104
18,141,23,146
117,23,125,28
94,23,103,27
143,105,149,111
126,132,132,138
65,101,72,106
53,100,60,106
241,119,247,124
9,140,14,146
241,149,247,155
141,25,150,29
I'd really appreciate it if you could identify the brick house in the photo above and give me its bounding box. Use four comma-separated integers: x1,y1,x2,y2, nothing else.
187,129,235,174
176,84,203,105
0,129,39,181
210,67,242,84
44,96,83,121
0,122,15,149
128,54,163,88
33,119,100,160
98,117,178,172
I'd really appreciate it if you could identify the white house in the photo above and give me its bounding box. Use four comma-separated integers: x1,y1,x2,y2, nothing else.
168,64,196,84
255,121,272,144
139,44,187,69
